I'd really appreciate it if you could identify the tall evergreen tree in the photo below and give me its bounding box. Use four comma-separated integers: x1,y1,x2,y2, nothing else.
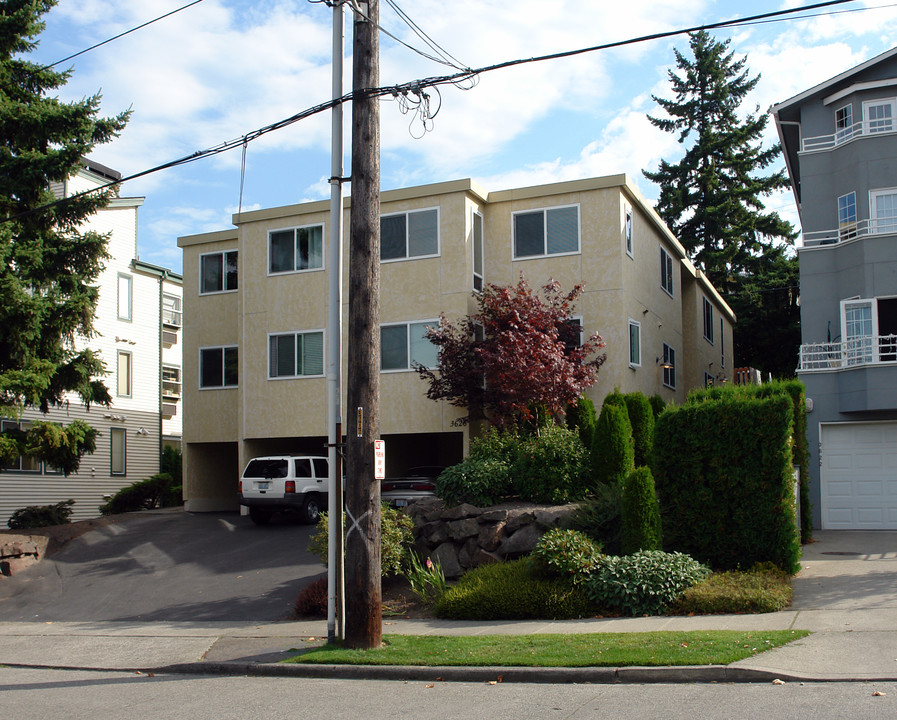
643,31,797,296
0,0,130,474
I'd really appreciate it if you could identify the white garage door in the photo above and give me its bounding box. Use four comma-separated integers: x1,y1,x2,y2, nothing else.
821,422,897,529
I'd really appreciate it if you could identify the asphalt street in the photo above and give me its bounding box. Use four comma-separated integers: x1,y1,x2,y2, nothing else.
0,510,323,622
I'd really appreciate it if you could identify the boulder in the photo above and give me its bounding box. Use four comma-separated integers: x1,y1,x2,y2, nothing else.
498,523,543,559
432,541,463,579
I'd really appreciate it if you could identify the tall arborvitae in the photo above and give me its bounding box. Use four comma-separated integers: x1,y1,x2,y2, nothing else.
643,31,797,297
0,0,130,474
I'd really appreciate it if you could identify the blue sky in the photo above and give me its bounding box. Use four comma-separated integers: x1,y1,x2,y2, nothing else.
25,0,897,273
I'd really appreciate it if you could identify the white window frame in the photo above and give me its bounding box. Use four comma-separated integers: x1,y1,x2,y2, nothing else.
512,204,581,260
863,98,896,134
662,342,676,389
841,298,876,366
660,247,674,296
380,320,439,372
199,250,238,294
1,419,41,473
199,345,239,389
162,365,181,399
472,211,484,293
380,207,440,262
628,319,641,368
624,206,634,258
703,296,714,344
162,292,182,327
268,223,325,275
268,330,325,379
110,427,126,477
838,191,858,241
835,103,854,142
870,187,897,235
117,350,132,398
561,315,584,353
117,273,132,321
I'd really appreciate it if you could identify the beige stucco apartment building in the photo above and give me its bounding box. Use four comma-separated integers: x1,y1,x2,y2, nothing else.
178,175,734,512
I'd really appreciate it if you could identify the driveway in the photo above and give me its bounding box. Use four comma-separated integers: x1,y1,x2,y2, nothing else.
0,509,325,622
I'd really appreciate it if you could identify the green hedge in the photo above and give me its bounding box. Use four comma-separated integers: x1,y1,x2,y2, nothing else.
99,473,182,515
621,467,662,555
623,392,655,468
591,401,634,486
687,380,810,542
653,394,801,573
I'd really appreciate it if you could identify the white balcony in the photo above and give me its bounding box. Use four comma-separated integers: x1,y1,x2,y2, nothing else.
801,119,896,153
802,213,897,247
798,335,897,371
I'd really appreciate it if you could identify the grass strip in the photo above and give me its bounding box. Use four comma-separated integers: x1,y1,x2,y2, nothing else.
285,630,809,667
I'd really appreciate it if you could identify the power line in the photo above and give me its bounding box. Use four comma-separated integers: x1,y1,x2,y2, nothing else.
2,0,866,225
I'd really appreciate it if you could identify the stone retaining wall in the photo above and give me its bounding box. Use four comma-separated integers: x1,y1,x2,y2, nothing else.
404,497,579,578
0,534,49,576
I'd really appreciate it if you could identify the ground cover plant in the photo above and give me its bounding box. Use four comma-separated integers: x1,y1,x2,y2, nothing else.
669,563,794,615
286,630,809,667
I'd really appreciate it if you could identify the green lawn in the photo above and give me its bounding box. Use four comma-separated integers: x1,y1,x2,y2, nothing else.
285,630,809,667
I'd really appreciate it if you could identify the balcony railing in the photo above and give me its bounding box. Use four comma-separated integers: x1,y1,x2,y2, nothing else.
801,119,896,152
798,335,897,371
802,214,897,247
162,309,182,327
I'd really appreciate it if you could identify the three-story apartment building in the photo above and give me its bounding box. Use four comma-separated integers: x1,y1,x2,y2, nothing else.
178,175,734,512
773,47,897,529
0,161,183,522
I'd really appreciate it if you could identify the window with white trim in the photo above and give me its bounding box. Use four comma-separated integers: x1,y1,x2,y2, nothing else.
513,205,580,259
117,351,132,397
838,192,858,241
200,346,238,388
870,188,897,235
200,250,238,293
560,316,584,354
628,319,641,367
381,321,438,371
162,365,181,399
864,98,896,134
835,104,854,142
269,330,324,378
703,297,714,344
660,247,674,296
381,208,439,261
162,293,181,326
473,211,484,292
624,206,634,257
662,343,676,389
111,427,126,476
269,224,323,274
1,420,41,472
117,273,132,321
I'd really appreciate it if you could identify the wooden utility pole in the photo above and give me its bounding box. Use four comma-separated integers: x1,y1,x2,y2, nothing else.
345,0,381,650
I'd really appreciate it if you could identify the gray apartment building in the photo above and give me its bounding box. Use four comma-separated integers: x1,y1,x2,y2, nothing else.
773,47,897,530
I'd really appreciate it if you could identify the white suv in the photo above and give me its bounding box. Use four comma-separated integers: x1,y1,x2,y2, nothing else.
238,455,329,525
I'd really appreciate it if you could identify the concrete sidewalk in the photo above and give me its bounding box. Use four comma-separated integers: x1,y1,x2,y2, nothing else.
1,530,895,683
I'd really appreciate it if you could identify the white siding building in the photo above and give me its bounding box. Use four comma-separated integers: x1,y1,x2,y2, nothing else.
0,161,183,523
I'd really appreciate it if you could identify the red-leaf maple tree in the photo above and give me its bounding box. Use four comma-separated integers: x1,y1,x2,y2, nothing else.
415,276,606,428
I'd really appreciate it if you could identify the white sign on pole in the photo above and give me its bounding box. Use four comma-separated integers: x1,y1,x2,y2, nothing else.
374,439,386,480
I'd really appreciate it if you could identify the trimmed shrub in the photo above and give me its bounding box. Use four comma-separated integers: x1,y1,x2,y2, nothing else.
584,550,710,616
530,528,603,584
669,564,793,615
620,467,662,555
654,395,801,573
568,483,622,555
436,428,515,506
566,396,598,450
511,424,590,503
623,392,654,468
294,577,328,617
308,503,414,577
648,394,666,418
8,499,75,529
161,446,183,485
591,401,634,486
99,473,182,515
433,558,594,620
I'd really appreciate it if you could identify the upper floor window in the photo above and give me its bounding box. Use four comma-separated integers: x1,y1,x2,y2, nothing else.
703,297,714,344
473,211,484,292
662,342,676,389
200,250,238,294
513,205,579,259
200,346,238,388
111,427,126,476
871,188,897,235
381,321,438,371
864,98,896,134
117,350,132,397
162,365,181,399
162,293,181,327
835,104,854,141
269,225,323,274
624,206,634,257
117,273,132,321
838,192,858,241
628,319,641,368
269,330,324,379
381,208,439,261
660,247,674,296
